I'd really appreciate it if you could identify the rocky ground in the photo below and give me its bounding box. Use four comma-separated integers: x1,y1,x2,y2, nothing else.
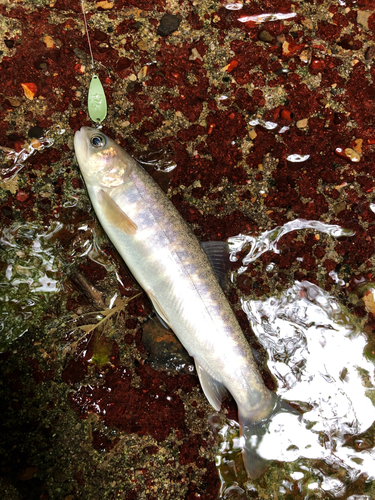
1,0,375,498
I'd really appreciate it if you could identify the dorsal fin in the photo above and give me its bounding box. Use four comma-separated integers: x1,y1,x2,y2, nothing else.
201,241,229,288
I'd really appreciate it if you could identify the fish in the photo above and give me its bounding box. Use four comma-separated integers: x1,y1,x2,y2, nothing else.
74,126,289,478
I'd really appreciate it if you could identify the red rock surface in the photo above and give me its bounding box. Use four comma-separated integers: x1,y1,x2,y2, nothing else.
1,0,375,498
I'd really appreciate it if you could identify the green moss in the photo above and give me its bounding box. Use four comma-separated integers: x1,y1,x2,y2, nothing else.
91,334,113,367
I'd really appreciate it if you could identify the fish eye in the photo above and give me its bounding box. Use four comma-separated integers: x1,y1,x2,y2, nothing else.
91,134,106,148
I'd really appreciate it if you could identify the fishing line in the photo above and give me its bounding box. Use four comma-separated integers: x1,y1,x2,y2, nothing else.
81,0,95,69
81,0,107,125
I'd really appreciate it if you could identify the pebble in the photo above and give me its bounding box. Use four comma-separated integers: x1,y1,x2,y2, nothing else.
258,30,274,43
334,201,346,215
335,147,361,162
7,97,21,107
21,82,37,100
16,191,30,203
301,18,314,30
296,118,308,129
357,10,373,30
363,289,375,314
28,126,44,139
43,35,55,49
96,0,113,9
157,14,181,37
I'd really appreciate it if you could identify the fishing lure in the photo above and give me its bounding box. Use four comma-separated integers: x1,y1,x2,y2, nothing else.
81,0,107,124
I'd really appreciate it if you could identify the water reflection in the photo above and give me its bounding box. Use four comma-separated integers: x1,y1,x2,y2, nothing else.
228,218,354,274
0,126,64,181
238,13,297,24
217,281,375,498
0,222,64,351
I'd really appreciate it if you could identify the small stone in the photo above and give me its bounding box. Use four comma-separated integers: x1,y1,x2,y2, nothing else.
281,109,293,121
334,182,347,191
137,66,148,79
96,0,113,9
249,129,257,140
282,41,290,55
296,118,308,129
19,467,38,481
344,148,361,162
221,60,238,72
28,126,44,139
363,289,375,314
299,48,312,64
301,18,314,30
357,10,373,30
7,97,21,107
137,40,148,51
21,82,37,100
16,191,30,203
352,138,363,154
43,35,55,48
189,48,203,61
335,147,361,162
30,138,42,149
334,201,346,215
258,30,274,43
157,13,181,37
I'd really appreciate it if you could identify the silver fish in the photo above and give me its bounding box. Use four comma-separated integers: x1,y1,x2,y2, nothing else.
74,126,283,477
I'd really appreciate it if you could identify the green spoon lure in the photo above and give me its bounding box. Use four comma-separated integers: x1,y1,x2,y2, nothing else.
88,74,107,124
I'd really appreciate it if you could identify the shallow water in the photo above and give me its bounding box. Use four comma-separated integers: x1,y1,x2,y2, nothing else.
212,225,375,499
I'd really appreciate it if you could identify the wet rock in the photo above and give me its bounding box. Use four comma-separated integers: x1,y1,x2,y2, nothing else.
258,30,274,43
142,317,194,374
28,126,44,139
157,13,181,37
274,67,290,75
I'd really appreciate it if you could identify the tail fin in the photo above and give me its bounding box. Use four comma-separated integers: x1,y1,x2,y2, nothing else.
239,397,299,479
239,415,271,479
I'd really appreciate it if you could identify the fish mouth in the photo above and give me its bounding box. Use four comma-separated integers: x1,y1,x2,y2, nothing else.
74,127,90,160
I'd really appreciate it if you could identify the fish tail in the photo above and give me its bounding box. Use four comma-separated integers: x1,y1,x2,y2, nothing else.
238,397,299,479
238,410,271,479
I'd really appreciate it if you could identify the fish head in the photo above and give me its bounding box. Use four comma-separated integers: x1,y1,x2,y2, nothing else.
74,126,133,188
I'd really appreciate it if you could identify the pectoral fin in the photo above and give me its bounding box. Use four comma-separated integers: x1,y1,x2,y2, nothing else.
99,189,137,235
195,360,227,411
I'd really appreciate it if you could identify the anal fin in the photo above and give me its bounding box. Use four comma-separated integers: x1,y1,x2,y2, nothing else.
195,360,226,411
